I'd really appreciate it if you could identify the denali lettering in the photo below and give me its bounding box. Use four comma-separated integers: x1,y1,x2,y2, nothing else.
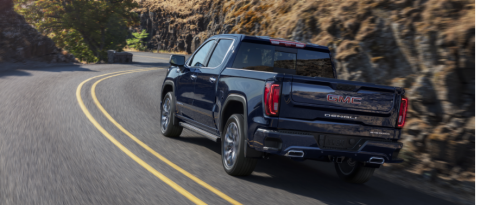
327,94,362,104
370,131,390,135
325,114,358,119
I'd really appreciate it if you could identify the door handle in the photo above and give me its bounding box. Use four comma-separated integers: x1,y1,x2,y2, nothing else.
190,74,197,80
209,77,216,83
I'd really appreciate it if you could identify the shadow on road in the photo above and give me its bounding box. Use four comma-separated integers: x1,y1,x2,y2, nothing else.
174,135,455,205
0,62,170,78
0,62,94,78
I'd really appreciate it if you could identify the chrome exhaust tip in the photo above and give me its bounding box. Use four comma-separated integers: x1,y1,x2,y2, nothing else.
368,157,385,164
285,150,304,158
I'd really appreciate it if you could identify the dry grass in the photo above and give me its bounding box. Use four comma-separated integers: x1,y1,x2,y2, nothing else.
123,47,141,52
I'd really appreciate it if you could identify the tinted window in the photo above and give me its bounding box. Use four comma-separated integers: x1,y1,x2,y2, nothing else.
232,42,334,78
189,40,215,67
274,52,296,70
232,43,274,72
297,49,334,78
207,39,233,67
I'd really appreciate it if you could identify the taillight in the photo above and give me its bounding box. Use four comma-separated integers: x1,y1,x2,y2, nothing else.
264,82,281,116
397,97,408,128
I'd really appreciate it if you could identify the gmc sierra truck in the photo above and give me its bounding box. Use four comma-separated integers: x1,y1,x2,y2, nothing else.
160,34,408,184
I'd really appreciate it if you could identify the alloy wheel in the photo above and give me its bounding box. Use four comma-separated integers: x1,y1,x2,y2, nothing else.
161,97,171,132
223,122,240,169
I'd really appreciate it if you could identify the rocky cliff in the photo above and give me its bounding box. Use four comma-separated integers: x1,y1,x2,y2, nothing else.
132,0,475,180
0,0,76,63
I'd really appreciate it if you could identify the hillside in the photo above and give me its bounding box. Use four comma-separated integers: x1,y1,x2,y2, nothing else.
132,0,475,182
0,0,75,64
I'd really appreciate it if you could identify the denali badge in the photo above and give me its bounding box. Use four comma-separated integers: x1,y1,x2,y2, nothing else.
325,114,358,120
327,94,362,104
370,131,390,135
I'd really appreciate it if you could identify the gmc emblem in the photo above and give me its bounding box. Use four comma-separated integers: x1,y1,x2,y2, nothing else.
327,94,362,104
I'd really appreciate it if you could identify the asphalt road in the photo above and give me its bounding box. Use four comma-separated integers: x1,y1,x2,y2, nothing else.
0,52,456,205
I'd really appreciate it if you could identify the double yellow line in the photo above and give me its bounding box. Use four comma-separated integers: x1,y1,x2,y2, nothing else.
76,68,241,205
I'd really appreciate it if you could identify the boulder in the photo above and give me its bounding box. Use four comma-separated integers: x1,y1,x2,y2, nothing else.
112,52,133,64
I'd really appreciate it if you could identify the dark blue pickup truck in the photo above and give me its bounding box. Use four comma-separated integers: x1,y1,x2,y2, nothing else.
160,34,408,183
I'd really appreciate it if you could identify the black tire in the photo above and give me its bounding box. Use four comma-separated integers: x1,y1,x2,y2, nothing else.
334,158,375,184
161,92,183,137
221,114,257,176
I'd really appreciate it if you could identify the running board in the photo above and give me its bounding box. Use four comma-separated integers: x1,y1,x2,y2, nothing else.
179,122,220,142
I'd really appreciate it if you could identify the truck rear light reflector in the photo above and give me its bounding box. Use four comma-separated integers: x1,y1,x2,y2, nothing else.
270,39,305,48
264,82,281,116
397,97,408,128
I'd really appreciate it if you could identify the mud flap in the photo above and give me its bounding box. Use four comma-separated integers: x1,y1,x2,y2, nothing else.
244,140,262,158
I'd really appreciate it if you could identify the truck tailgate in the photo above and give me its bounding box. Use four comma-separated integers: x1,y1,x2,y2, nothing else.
279,75,403,128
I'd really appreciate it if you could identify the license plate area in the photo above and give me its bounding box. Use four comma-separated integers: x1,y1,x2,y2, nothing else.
324,135,351,150
315,134,374,151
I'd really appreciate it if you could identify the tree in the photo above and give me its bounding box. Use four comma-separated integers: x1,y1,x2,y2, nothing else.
15,0,138,63
127,29,149,51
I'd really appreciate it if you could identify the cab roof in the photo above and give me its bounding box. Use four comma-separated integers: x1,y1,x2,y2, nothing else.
209,34,330,52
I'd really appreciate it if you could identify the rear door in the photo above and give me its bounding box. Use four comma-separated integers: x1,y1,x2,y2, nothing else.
178,40,216,120
191,38,235,131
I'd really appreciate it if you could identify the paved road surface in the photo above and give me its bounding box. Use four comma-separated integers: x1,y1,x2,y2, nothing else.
0,52,455,205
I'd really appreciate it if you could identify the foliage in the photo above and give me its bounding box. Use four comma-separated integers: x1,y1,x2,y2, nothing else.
13,0,43,25
126,29,149,51
14,0,139,63
57,29,98,63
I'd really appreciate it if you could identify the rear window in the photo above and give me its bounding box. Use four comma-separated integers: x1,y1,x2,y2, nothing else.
232,42,334,78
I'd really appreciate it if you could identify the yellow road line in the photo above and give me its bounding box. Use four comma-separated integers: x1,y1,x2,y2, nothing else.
76,68,207,205
91,72,242,205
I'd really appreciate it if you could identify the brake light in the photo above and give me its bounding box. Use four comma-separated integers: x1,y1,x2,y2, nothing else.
270,39,306,48
264,82,281,116
397,97,408,128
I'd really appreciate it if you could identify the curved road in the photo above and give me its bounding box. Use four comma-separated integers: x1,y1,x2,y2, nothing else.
0,52,455,205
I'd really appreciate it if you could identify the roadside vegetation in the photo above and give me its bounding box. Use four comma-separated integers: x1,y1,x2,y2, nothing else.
14,0,139,63
126,29,149,51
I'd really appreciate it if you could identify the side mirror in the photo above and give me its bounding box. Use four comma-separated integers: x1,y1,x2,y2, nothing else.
169,55,185,66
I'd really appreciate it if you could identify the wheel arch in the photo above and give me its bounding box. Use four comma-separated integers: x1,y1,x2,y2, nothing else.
161,80,175,103
221,94,262,158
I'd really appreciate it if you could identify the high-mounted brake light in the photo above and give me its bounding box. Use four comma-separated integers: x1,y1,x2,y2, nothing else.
397,97,408,128
264,82,281,116
270,39,306,48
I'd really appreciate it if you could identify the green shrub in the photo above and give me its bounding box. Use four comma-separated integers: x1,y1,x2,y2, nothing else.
127,30,149,51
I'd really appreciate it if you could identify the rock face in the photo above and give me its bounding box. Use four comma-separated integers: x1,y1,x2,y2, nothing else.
133,0,475,177
0,0,76,63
